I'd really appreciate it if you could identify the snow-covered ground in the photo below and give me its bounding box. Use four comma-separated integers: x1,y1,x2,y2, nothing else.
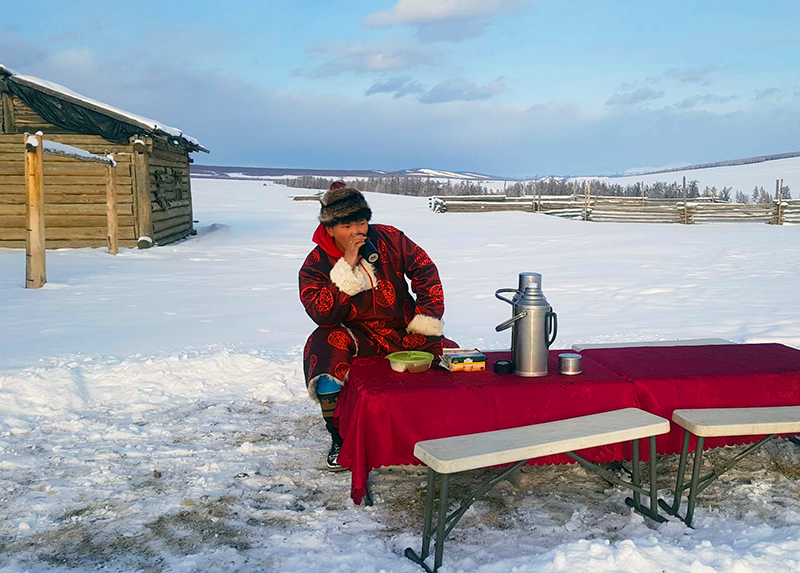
1,180,800,572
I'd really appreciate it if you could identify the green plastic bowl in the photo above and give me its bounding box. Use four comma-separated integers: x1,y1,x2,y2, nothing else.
386,351,434,373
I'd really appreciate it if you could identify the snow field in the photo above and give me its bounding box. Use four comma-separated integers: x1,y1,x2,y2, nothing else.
1,180,800,571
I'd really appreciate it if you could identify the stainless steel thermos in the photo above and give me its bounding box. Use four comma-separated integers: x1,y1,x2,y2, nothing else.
495,272,558,376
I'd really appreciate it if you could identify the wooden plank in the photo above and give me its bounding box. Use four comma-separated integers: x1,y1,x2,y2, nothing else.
150,198,190,213
0,226,135,241
41,163,131,175
0,133,130,147
0,203,133,216
0,239,138,249
149,156,188,168
151,205,191,221
0,152,131,164
0,193,132,205
154,228,191,246
0,175,133,186
0,143,131,154
152,214,190,233
0,214,135,228
153,220,192,240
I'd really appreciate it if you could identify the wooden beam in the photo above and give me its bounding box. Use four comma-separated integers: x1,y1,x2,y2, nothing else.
24,132,45,288
1,93,15,134
131,138,152,242
106,154,118,254
186,152,195,235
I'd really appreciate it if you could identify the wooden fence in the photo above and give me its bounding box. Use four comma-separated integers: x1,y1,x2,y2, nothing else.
21,131,118,288
429,189,799,225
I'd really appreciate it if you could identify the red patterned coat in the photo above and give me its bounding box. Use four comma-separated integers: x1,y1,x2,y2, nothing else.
299,223,457,399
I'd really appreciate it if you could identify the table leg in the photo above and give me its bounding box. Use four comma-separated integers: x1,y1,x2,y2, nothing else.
364,472,373,507
685,435,705,527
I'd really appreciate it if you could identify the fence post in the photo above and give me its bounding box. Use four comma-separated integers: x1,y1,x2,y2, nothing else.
24,132,46,288
583,181,592,221
105,153,119,254
682,176,688,224
641,181,645,209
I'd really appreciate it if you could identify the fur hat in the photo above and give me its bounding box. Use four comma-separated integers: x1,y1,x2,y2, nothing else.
319,186,372,226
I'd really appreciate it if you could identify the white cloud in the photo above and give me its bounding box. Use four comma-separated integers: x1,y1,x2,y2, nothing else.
419,78,505,103
606,87,665,106
676,93,737,109
365,0,527,42
364,76,425,98
301,40,442,78
49,48,97,75
664,65,719,85
754,87,781,101
366,0,524,27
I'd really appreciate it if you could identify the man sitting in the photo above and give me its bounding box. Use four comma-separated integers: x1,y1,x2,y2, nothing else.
299,183,456,470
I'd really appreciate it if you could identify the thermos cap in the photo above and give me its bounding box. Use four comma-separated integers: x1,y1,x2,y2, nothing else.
493,359,512,374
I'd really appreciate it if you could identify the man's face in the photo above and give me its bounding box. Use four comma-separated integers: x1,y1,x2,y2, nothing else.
326,219,369,252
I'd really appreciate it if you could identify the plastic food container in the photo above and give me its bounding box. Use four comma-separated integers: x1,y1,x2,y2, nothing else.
386,351,435,373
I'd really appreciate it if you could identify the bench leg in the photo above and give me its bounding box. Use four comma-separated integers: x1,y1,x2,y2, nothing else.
649,436,659,517
685,435,705,527
631,439,641,511
622,438,665,522
421,469,435,560
659,430,691,517
434,473,449,572
405,469,438,572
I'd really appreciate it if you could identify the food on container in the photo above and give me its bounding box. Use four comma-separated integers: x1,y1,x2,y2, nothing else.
386,351,435,373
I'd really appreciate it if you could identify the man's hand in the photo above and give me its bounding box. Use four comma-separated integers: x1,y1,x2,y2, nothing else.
344,233,367,267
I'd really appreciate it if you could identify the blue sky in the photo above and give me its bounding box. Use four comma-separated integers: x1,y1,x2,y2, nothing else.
2,1,799,176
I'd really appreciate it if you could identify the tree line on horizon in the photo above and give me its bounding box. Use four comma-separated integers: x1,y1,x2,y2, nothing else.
282,175,792,203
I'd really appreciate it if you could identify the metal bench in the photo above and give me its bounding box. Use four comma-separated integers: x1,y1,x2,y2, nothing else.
404,408,670,572
659,406,800,526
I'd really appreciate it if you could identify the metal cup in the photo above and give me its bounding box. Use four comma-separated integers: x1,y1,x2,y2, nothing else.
558,353,582,375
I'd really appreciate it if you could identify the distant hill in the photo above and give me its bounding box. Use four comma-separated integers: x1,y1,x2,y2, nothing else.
612,151,800,178
191,165,499,181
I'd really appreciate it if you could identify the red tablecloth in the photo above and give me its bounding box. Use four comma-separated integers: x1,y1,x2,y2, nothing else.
336,350,640,504
336,344,800,504
581,343,800,453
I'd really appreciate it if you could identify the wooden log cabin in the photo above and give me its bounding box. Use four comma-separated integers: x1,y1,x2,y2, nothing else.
0,64,208,248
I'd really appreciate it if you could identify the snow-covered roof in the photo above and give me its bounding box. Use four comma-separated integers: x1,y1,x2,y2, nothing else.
0,64,207,153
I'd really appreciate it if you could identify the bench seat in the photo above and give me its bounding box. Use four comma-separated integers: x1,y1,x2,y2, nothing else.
406,408,670,572
672,406,800,437
414,408,669,474
661,405,800,526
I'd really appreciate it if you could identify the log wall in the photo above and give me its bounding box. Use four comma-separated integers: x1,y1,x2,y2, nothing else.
148,138,194,245
0,133,137,249
0,98,198,248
